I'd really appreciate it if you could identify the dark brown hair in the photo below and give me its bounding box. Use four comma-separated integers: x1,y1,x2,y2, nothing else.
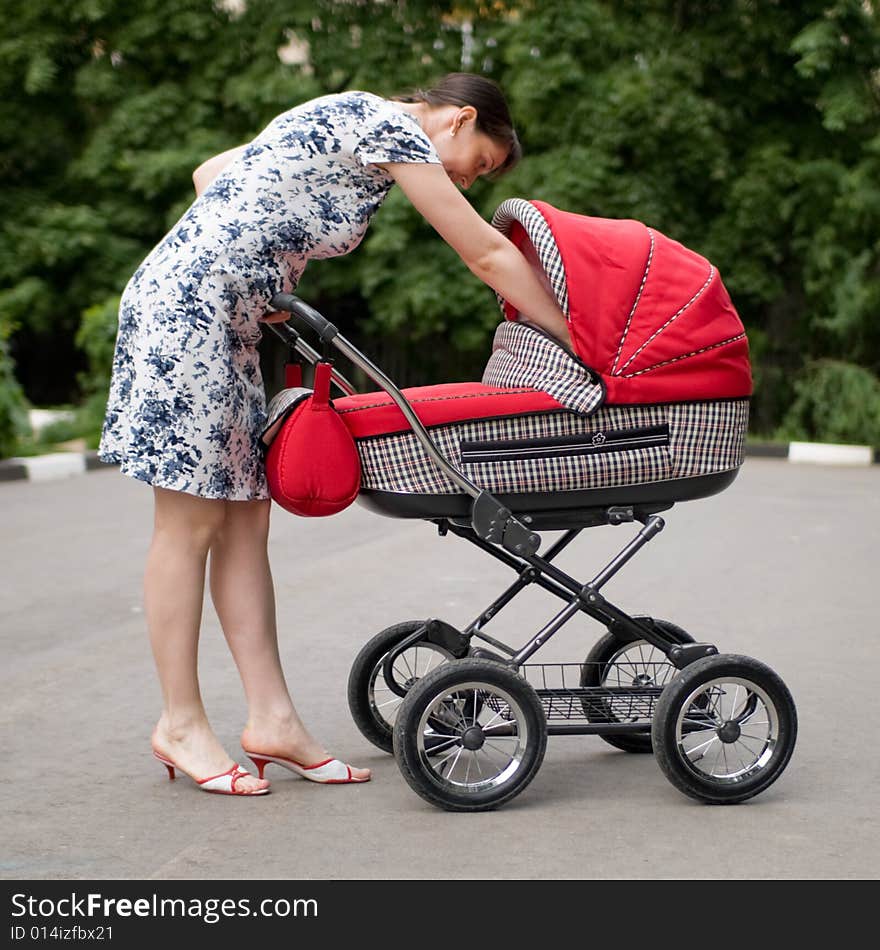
395,72,521,177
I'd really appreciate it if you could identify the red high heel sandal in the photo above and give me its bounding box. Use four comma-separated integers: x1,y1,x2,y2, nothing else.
153,750,270,796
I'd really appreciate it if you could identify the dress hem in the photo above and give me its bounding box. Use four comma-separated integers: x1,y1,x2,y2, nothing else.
101,452,271,502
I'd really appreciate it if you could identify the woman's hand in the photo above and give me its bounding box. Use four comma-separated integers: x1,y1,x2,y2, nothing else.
518,316,576,355
258,311,292,325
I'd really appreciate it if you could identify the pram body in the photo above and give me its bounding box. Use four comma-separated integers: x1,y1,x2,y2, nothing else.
338,199,751,522
265,199,796,812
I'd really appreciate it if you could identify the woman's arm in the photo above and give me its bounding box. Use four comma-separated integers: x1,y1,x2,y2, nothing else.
382,162,573,350
193,145,248,196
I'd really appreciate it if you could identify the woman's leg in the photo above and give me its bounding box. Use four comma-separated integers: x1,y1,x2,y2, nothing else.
208,499,369,779
146,487,269,791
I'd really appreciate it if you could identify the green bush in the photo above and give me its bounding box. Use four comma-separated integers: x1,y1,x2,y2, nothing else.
77,391,110,451
778,359,880,448
33,411,81,446
74,294,119,447
0,334,29,459
76,296,119,391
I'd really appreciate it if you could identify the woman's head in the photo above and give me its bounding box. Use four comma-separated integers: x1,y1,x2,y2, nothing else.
395,73,521,189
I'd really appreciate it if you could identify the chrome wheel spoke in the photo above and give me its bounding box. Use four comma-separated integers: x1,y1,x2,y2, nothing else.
734,733,767,756
432,740,462,764
427,734,461,754
439,746,464,777
396,654,416,683
597,641,674,724
368,642,453,730
684,733,720,756
417,679,531,792
675,676,781,784
480,743,511,770
480,708,510,731
682,716,718,730
375,697,402,710
483,739,517,759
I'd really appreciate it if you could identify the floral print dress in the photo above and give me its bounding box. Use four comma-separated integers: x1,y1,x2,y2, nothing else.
98,92,441,500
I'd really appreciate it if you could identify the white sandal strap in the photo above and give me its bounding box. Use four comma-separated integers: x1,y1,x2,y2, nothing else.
297,758,351,782
199,764,252,792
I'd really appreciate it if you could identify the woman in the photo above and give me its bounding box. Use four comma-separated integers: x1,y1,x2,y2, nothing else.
99,73,571,796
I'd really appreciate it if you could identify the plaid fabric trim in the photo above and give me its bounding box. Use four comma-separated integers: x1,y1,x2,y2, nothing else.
612,228,655,374
617,265,716,376
620,332,748,378
482,322,605,415
668,399,749,478
492,199,570,318
356,399,749,495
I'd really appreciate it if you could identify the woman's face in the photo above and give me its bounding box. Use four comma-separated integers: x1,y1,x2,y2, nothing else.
433,107,509,190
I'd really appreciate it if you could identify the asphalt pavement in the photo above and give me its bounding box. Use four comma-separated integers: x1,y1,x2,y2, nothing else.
1,458,878,880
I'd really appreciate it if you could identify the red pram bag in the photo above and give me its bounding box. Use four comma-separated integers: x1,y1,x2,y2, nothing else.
264,362,361,517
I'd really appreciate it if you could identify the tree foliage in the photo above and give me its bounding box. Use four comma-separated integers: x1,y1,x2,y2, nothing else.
1,0,878,454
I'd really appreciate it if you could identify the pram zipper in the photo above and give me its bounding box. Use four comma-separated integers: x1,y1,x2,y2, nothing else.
460,423,669,465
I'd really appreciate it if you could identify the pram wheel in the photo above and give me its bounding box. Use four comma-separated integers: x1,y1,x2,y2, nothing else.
393,658,547,812
651,654,797,804
347,621,458,754
580,619,693,754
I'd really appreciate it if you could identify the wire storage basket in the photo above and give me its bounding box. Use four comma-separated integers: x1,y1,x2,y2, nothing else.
528,661,669,728
461,662,677,734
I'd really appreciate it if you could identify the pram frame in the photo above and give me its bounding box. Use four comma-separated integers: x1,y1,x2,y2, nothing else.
268,295,797,810
377,511,718,734
268,293,718,682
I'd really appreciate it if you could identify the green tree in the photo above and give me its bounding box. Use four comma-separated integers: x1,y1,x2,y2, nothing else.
1,0,878,456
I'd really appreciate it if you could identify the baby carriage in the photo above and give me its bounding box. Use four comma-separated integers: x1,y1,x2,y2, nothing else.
263,198,797,812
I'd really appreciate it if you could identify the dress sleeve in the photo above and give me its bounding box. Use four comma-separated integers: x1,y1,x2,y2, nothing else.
354,107,442,167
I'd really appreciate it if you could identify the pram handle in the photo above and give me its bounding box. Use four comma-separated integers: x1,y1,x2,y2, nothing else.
264,319,358,397
270,293,338,342
269,294,541,557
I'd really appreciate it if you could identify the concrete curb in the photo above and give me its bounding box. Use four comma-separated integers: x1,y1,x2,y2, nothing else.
0,450,114,484
1,441,878,485
747,440,880,466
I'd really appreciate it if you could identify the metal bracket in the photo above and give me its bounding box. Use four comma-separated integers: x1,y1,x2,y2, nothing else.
579,584,605,608
381,619,470,699
668,642,719,669
469,647,513,665
471,491,541,556
424,618,471,657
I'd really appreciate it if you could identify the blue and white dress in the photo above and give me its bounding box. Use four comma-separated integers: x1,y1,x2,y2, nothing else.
99,92,441,500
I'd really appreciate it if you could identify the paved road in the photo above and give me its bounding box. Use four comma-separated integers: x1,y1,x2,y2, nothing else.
1,458,878,880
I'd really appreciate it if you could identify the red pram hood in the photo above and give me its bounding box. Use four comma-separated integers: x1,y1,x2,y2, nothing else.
492,199,752,404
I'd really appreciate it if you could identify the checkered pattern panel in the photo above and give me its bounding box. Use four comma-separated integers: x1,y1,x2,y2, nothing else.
482,322,605,415
492,199,570,318
668,400,749,477
356,399,749,495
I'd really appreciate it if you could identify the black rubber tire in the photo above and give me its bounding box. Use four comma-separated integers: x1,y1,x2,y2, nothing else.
393,658,547,812
580,619,693,753
347,621,456,754
651,653,797,804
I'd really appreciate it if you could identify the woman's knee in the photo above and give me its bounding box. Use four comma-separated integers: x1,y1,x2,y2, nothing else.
218,498,271,543
152,487,227,550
